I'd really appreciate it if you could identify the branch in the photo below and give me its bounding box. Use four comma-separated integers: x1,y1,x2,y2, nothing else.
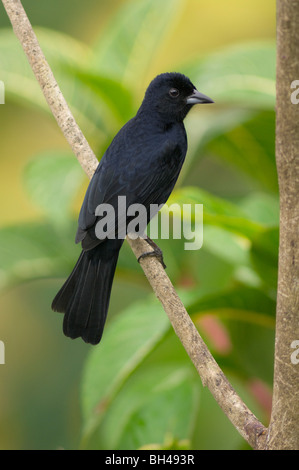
2,0,267,449
2,0,98,179
266,0,299,450
127,238,267,449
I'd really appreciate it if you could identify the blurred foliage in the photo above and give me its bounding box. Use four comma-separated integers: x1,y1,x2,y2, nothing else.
0,0,277,450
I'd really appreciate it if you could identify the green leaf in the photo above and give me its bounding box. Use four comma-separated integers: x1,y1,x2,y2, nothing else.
182,108,255,180
0,28,87,108
88,364,198,450
239,192,279,226
0,221,79,289
224,319,275,385
250,227,279,290
191,374,265,449
181,43,276,192
23,151,85,225
80,297,171,444
72,69,135,123
187,284,275,385
206,111,277,193
91,0,183,85
202,226,249,267
167,186,265,239
0,28,110,137
188,285,276,327
185,41,276,109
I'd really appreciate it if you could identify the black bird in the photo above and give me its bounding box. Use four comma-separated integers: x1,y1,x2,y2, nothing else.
52,72,213,345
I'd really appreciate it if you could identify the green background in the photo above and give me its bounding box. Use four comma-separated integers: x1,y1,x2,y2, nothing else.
0,0,276,450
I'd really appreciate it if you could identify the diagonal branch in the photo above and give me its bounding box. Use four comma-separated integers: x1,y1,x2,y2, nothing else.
2,0,267,449
2,0,98,180
127,238,267,449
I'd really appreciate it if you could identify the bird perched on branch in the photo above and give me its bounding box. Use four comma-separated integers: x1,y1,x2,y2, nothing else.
52,72,213,345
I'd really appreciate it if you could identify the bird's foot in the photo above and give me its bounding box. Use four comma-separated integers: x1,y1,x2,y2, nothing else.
137,237,166,269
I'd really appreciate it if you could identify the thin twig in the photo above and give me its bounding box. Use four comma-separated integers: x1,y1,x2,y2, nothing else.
2,0,267,449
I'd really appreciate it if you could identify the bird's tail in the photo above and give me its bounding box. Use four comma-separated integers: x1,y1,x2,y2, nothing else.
51,239,123,345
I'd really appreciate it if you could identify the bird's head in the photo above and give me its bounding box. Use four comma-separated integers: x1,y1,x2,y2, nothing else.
140,72,214,122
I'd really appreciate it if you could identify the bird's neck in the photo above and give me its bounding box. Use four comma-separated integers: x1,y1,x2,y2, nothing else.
136,105,186,129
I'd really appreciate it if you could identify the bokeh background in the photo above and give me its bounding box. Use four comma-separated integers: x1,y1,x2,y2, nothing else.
0,0,276,450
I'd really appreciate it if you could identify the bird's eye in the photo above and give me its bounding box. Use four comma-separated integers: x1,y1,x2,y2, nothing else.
169,88,180,98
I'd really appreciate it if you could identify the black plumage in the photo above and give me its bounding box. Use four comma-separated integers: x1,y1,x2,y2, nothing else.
52,72,213,345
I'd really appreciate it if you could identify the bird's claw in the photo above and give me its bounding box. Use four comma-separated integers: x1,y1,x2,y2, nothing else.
137,238,166,269
137,250,167,269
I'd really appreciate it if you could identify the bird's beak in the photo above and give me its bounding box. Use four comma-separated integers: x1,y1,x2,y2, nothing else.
186,89,214,105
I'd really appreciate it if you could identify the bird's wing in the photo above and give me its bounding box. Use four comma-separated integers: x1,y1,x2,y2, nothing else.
76,140,184,250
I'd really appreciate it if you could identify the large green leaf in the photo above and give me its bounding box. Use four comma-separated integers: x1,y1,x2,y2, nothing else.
188,284,276,327
80,282,274,449
187,284,275,385
0,221,79,289
239,192,279,226
85,364,198,450
1,151,84,288
201,226,250,268
0,220,149,293
23,151,85,225
0,28,114,138
184,41,276,109
71,69,135,124
181,42,276,191
91,0,183,85
0,28,55,110
250,227,279,290
80,297,171,444
182,108,256,180
167,186,265,239
224,318,275,385
191,373,266,449
206,111,277,193
0,28,87,108
155,186,278,288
